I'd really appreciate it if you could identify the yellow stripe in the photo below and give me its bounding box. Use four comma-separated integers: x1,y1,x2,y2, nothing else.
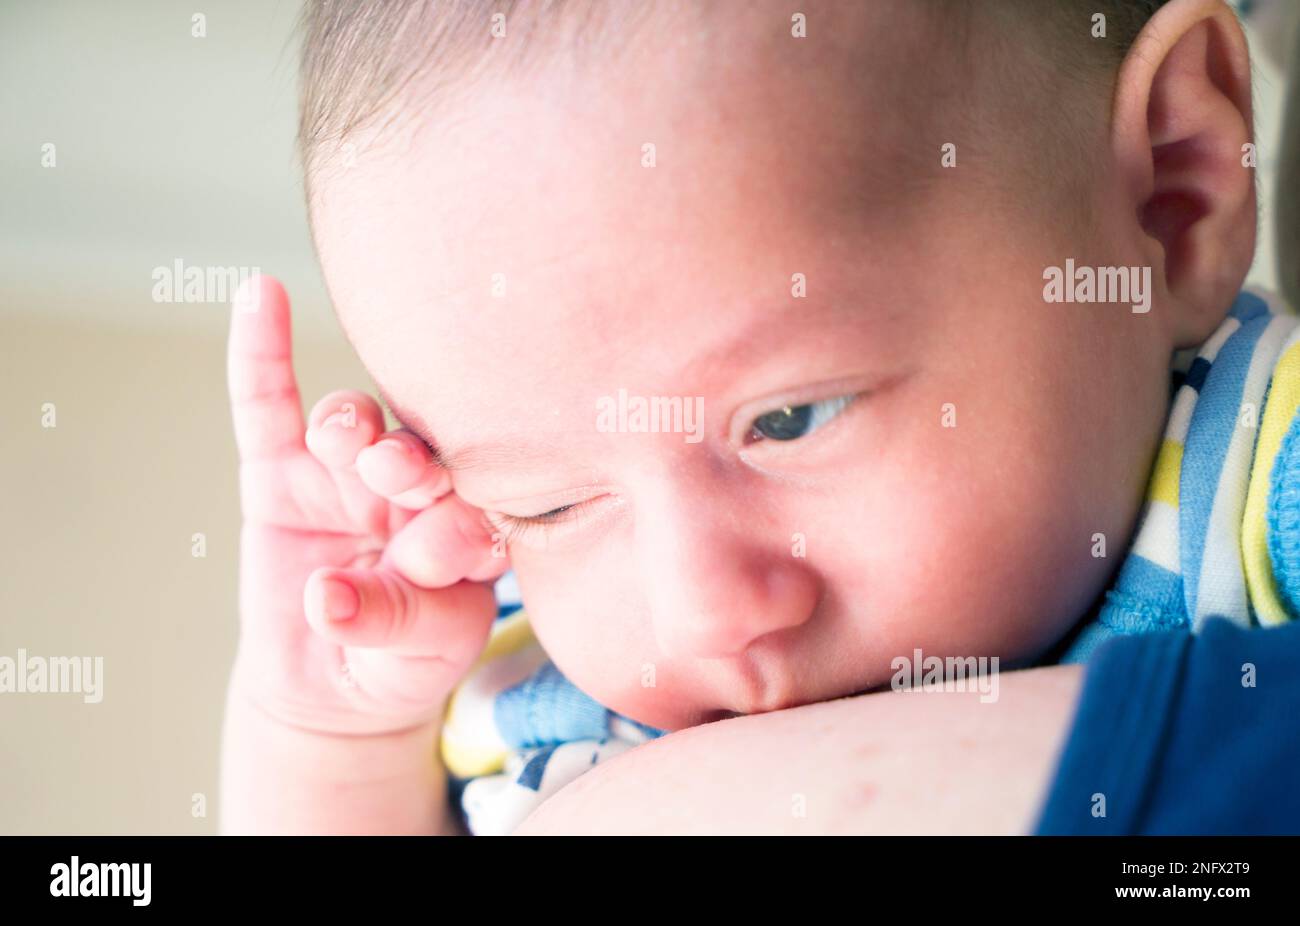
478,608,538,662
1243,342,1300,625
1149,440,1183,508
439,609,539,777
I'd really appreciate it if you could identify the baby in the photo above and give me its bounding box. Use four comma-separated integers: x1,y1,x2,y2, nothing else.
220,0,1283,834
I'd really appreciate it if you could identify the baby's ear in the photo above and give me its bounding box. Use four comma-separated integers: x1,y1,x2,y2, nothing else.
1111,0,1255,348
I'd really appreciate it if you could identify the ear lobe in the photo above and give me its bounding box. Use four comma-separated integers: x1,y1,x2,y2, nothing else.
1112,0,1255,347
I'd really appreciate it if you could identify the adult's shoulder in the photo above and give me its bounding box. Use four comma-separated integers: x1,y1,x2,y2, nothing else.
515,665,1084,835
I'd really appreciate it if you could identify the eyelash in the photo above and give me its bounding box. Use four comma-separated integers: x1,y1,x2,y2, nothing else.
488,503,581,545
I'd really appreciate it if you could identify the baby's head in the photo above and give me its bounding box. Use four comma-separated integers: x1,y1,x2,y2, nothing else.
300,0,1256,729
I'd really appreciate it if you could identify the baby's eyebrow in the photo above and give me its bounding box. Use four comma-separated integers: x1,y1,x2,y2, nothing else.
377,387,561,474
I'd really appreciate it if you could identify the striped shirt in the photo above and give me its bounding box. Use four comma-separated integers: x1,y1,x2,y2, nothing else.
1063,288,1300,659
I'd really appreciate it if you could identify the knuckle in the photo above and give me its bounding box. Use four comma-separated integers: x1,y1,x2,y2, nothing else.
376,570,419,646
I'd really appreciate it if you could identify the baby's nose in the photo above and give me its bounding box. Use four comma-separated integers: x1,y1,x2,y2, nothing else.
645,542,821,661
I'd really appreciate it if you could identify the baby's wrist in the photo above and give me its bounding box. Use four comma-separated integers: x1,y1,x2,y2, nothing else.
220,685,451,835
226,652,450,737
226,679,445,747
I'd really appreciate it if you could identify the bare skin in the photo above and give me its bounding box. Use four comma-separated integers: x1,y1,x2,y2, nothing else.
220,0,1254,834
515,663,1085,835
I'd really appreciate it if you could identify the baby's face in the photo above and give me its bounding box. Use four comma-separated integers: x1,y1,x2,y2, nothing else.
313,2,1173,730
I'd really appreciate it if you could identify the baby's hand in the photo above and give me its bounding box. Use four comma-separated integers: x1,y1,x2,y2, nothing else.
225,275,507,736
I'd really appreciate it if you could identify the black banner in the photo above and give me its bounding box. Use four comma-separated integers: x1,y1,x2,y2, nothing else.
0,835,1291,911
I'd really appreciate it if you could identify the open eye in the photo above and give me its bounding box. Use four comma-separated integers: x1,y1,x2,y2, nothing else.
748,395,854,443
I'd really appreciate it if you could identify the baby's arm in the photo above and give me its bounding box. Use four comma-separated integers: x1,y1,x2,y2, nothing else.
514,664,1084,835
221,688,460,835
220,276,504,835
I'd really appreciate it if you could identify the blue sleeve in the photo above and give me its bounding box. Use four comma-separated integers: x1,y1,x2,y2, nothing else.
1035,616,1300,834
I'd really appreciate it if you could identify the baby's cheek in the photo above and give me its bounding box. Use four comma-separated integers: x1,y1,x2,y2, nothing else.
874,431,1119,664
509,549,713,729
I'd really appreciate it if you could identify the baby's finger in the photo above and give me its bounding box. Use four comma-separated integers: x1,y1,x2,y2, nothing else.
304,390,385,469
227,275,305,461
355,430,451,509
383,493,510,588
303,565,496,662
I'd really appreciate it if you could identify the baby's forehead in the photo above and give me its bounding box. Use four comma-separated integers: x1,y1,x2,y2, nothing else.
310,0,961,189
312,4,967,246
311,1,1088,358
308,0,1114,258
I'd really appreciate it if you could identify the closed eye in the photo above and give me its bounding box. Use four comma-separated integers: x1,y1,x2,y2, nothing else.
486,502,585,545
517,503,575,523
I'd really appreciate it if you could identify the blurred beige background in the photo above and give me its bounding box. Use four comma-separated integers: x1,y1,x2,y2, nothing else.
0,0,368,834
0,1,1291,833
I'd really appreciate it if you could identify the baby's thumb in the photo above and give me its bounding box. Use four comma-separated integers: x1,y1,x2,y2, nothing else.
304,566,496,669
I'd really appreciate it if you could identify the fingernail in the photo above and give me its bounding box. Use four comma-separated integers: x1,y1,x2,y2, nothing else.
320,577,359,621
374,438,410,458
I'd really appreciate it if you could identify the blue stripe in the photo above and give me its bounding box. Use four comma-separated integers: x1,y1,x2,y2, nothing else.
1267,410,1300,622
1061,554,1188,663
1104,553,1188,627
516,745,559,791
1184,357,1211,393
1180,296,1272,617
1228,289,1270,323
493,661,611,749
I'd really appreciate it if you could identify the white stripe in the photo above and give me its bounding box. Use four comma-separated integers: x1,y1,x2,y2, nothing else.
1280,324,1300,354
1167,317,1241,443
1130,500,1181,574
1166,388,1198,444
1195,314,1299,629
1199,315,1241,362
